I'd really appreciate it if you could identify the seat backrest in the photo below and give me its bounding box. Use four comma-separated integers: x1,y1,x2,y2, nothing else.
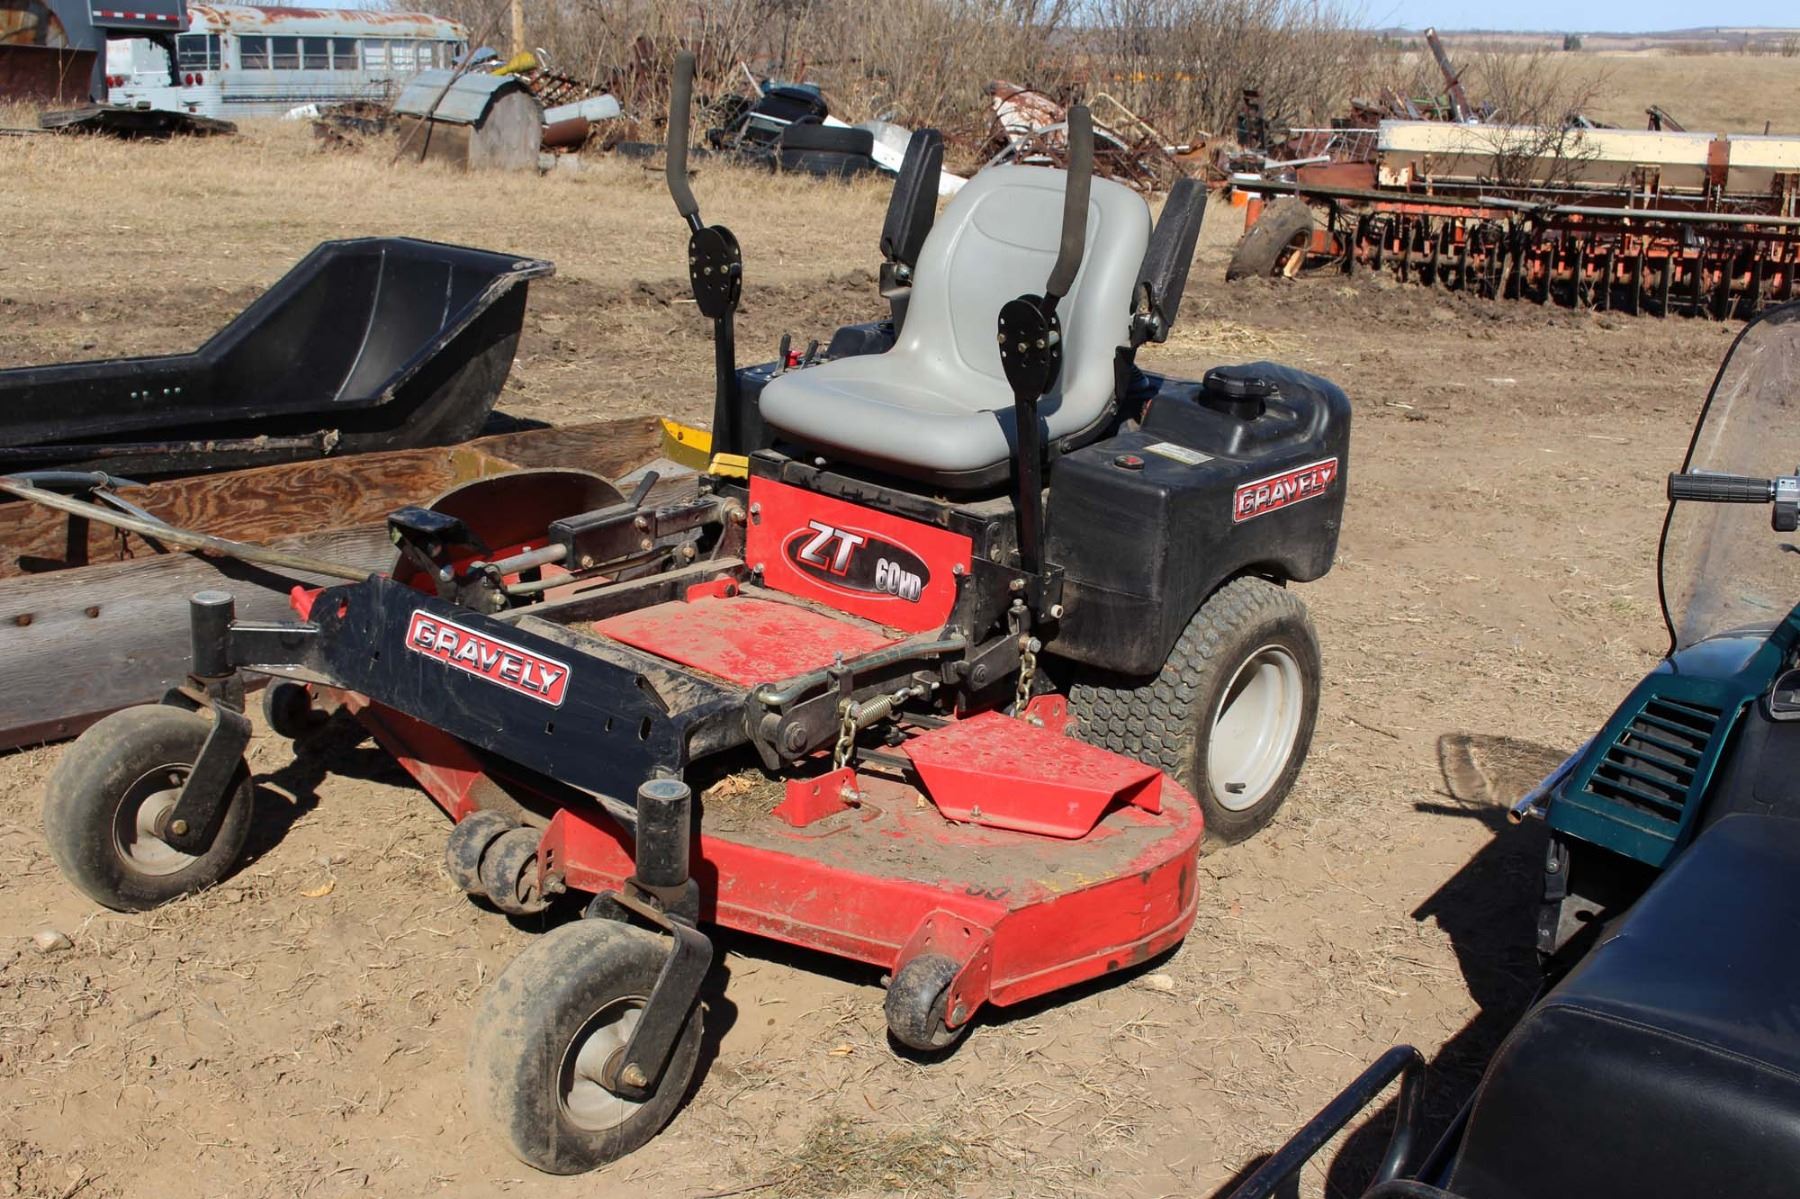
897,164,1150,426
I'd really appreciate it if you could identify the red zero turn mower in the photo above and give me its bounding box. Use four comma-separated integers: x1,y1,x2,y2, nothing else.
42,56,1351,1173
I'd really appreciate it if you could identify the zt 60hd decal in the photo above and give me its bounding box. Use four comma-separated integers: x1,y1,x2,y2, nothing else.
745,476,973,635
785,520,930,602
406,611,570,706
1233,458,1340,523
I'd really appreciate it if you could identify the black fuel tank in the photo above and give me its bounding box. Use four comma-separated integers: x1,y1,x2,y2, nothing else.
1044,363,1351,675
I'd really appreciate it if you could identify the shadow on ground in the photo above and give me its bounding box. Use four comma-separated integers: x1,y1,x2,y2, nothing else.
1209,733,1568,1198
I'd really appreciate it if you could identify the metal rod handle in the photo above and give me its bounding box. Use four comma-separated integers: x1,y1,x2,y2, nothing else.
0,479,367,581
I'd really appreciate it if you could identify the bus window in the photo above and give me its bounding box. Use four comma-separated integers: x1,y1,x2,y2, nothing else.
175,33,220,71
239,35,270,69
360,39,388,70
388,41,415,71
302,37,329,69
270,36,299,70
330,37,357,69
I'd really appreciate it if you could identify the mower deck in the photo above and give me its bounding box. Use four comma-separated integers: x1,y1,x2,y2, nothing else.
350,697,1203,1013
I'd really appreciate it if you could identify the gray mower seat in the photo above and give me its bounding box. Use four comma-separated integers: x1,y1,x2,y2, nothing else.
759,165,1150,486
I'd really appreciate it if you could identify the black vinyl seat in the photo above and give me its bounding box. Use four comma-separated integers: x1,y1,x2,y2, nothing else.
1447,812,1800,1199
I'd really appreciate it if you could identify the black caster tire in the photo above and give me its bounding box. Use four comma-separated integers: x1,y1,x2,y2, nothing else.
481,827,549,916
1069,576,1321,846
43,706,255,912
261,679,325,740
885,953,970,1052
467,920,704,1173
445,810,516,895
1226,197,1318,280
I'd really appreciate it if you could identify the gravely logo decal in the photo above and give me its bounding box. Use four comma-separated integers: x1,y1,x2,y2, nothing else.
1233,458,1340,523
405,611,570,706
782,520,931,602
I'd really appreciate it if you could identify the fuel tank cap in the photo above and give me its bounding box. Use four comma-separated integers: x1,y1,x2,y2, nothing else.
1201,367,1277,419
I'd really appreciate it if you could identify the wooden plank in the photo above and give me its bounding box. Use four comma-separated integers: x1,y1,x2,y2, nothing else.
0,527,392,750
0,417,664,579
467,416,663,476
0,416,669,747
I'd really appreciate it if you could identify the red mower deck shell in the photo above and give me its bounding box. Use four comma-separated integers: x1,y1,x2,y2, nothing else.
342,696,1203,1026
904,708,1165,838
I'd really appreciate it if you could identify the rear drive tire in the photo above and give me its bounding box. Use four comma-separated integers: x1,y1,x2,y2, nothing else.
467,920,703,1174
1226,198,1317,280
43,706,255,911
1068,576,1321,845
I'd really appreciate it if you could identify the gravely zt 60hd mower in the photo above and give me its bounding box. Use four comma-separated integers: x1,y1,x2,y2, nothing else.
41,57,1351,1172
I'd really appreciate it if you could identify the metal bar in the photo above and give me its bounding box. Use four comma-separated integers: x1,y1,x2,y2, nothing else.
0,433,335,465
1224,1045,1428,1199
1237,178,1800,230
1476,196,1800,229
0,480,368,582
752,637,968,707
162,700,252,855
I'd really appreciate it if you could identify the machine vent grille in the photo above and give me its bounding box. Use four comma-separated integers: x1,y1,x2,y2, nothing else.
1581,697,1721,821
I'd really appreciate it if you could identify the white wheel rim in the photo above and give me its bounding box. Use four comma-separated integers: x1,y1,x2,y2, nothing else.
111,765,201,876
1206,644,1304,813
560,999,647,1131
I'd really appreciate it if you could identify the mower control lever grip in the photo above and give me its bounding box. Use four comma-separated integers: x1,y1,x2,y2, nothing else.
1045,105,1092,305
1667,471,1776,504
667,51,700,227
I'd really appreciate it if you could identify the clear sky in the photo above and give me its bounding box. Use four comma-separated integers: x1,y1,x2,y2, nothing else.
1368,1,1797,32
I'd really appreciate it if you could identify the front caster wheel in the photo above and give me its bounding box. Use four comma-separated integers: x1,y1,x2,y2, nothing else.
261,679,326,740
43,706,255,912
468,920,704,1174
885,953,972,1053
480,826,550,915
445,809,516,895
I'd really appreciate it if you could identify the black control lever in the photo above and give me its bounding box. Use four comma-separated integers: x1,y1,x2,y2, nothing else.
998,105,1093,577
667,51,744,460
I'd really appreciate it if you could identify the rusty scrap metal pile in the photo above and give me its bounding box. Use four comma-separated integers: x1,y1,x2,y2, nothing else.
980,81,1204,192
1227,28,1800,319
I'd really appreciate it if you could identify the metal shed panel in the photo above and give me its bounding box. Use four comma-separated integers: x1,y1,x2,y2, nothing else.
394,67,521,125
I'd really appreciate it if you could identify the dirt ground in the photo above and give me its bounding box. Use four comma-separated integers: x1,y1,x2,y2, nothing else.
0,123,1741,1198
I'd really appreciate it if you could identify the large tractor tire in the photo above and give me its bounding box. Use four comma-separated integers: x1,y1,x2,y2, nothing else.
1226,198,1318,281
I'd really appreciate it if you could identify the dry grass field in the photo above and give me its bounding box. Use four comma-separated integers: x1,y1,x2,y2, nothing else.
1579,51,1800,131
0,102,1761,1199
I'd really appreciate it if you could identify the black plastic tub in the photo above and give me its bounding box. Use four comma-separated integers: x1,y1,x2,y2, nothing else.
0,237,553,475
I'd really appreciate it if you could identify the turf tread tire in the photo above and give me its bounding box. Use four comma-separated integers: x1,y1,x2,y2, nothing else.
1067,576,1320,845
1226,198,1317,281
